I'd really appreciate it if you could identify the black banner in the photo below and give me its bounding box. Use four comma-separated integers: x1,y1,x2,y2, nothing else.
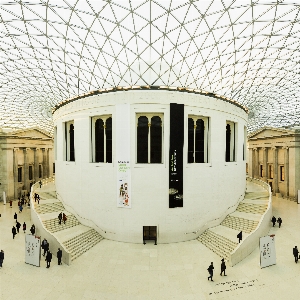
169,103,184,208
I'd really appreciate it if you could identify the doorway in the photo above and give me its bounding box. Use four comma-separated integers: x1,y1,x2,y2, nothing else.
143,226,157,245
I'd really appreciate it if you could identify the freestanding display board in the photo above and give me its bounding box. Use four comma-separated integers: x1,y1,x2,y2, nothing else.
25,234,41,267
260,235,276,268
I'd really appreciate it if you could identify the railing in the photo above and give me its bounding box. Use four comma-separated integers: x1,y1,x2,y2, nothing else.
229,177,272,266
184,193,245,236
30,178,72,265
55,192,116,236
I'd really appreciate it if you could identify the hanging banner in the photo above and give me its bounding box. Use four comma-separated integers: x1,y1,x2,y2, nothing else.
3,191,6,205
25,234,41,267
260,235,276,268
169,103,184,208
116,103,131,208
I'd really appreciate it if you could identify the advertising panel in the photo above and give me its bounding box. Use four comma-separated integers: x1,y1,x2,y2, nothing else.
260,235,276,268
25,234,41,267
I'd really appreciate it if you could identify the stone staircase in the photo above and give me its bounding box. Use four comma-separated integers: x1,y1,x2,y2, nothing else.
197,230,238,260
62,229,104,261
236,202,268,214
42,215,80,233
221,215,259,234
35,202,65,214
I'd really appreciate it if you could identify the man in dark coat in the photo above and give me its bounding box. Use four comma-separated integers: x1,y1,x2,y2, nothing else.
30,224,35,235
23,222,26,233
57,248,62,265
237,231,242,243
14,212,17,223
58,212,62,225
12,226,17,239
0,250,4,267
45,251,52,268
207,262,214,281
293,246,299,263
16,221,21,233
271,216,276,227
277,217,282,228
220,258,227,276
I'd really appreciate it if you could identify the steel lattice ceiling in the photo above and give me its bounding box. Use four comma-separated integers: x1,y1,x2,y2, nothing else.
1,0,300,133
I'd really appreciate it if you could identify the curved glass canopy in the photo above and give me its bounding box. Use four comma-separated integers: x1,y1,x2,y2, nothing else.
1,0,300,133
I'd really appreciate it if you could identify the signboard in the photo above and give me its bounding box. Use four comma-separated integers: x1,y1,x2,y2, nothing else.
25,234,41,267
260,235,276,268
116,103,131,208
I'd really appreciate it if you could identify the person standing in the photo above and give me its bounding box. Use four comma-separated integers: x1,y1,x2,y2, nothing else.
220,258,227,276
23,222,26,233
0,250,4,268
9,200,12,208
14,212,17,223
277,217,282,228
12,226,17,239
45,251,52,268
16,221,21,233
19,204,23,213
271,216,276,227
62,213,67,224
58,212,62,225
42,239,48,256
39,180,42,188
57,248,62,265
207,262,214,281
293,246,299,263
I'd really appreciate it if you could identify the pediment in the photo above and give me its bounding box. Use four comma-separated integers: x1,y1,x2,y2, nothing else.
11,128,52,139
249,127,293,140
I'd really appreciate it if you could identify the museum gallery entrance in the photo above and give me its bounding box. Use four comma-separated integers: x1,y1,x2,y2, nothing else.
143,226,157,245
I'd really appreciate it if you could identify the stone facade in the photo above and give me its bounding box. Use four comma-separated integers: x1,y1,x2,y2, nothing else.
248,126,300,201
0,128,54,201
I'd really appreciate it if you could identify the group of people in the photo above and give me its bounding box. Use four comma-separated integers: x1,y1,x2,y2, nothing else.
271,216,282,228
58,212,67,225
34,193,40,204
207,259,227,281
12,211,34,239
41,238,63,268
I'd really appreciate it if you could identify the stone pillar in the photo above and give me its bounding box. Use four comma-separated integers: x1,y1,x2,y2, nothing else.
262,147,268,182
284,146,289,197
273,146,278,194
23,148,29,192
13,148,19,198
42,148,47,179
34,148,39,181
253,148,258,178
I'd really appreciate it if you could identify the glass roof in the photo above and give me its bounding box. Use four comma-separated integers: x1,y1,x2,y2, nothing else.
1,0,300,133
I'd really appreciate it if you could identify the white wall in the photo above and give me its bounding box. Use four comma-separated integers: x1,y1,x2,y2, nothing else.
53,90,248,243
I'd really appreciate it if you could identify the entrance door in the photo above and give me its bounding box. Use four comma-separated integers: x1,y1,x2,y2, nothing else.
269,181,273,192
143,226,157,245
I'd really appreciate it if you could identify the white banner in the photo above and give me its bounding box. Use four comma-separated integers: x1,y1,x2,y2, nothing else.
25,234,41,267
260,235,276,268
3,191,6,205
116,103,131,208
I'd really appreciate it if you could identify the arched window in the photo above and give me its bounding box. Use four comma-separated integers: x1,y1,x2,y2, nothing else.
225,121,236,162
188,116,209,163
137,114,163,163
64,121,75,161
92,116,112,163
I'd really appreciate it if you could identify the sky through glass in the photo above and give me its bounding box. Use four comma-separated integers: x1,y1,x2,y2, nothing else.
0,0,300,133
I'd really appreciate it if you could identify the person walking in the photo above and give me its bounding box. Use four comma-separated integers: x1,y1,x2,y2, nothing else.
58,212,62,225
220,258,227,276
23,222,26,233
207,262,214,281
30,224,35,235
293,246,299,263
0,250,4,268
9,200,12,208
19,204,23,213
62,213,67,224
42,239,48,256
14,212,17,223
45,251,52,268
277,217,282,228
39,180,42,188
12,226,17,239
271,216,276,227
57,248,62,265
16,221,21,233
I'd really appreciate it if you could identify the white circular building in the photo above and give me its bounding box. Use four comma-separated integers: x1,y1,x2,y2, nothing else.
53,86,248,243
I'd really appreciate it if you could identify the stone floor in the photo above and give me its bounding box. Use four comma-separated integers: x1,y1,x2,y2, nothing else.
0,181,300,300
